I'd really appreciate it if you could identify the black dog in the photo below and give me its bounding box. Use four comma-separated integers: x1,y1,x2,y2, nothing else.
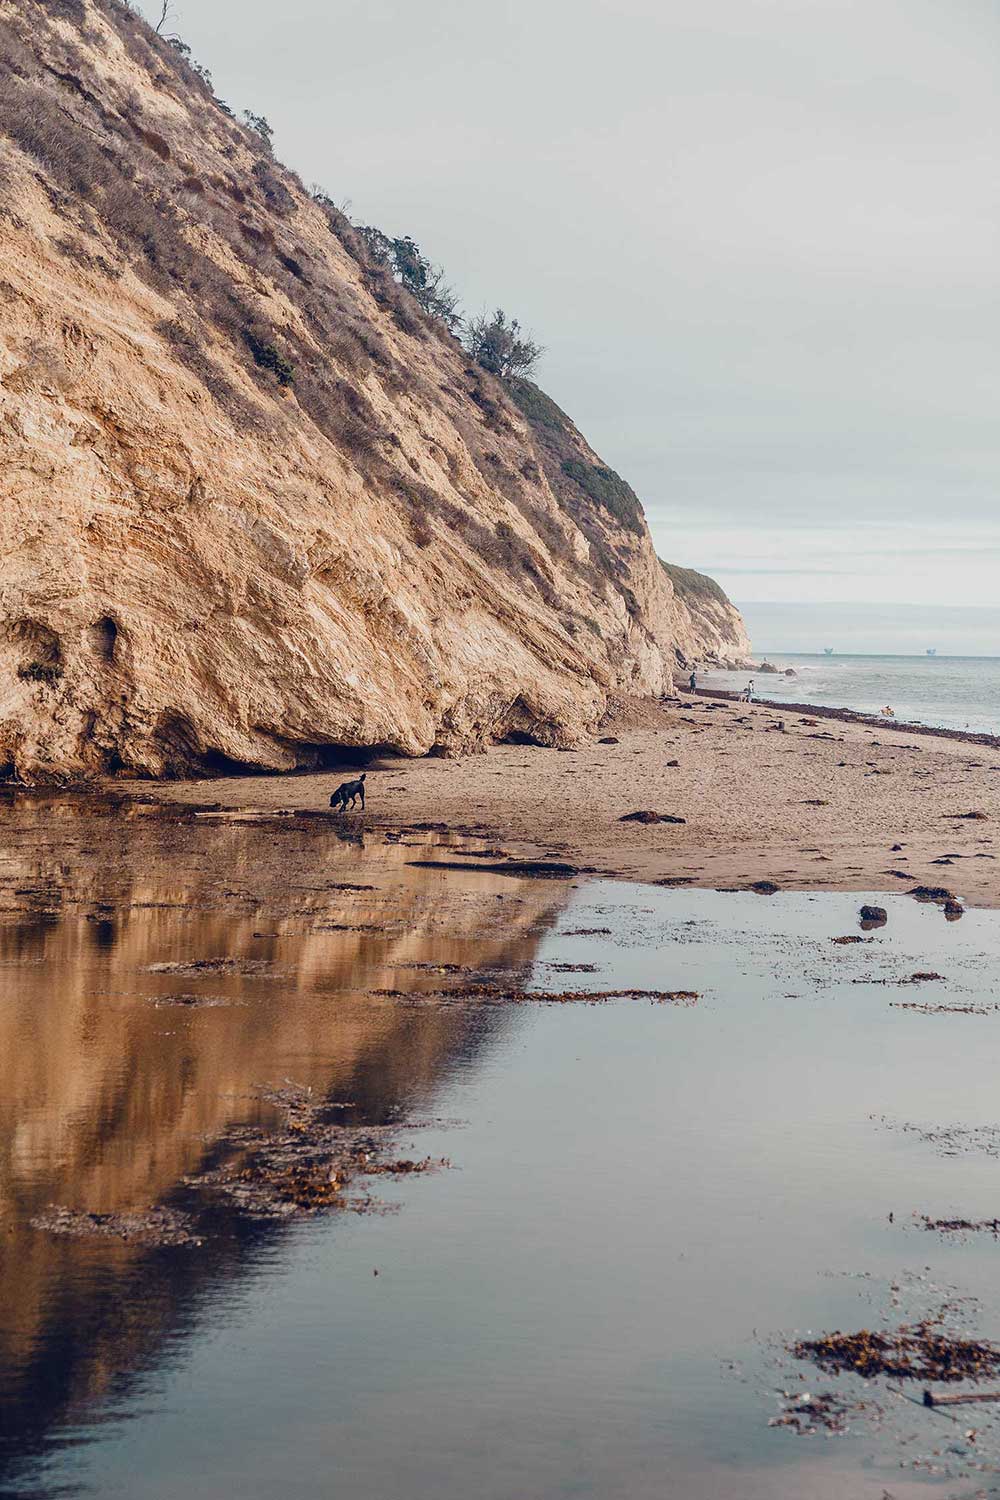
329,772,366,811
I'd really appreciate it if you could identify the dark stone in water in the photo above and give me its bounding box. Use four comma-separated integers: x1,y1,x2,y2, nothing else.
859,904,887,927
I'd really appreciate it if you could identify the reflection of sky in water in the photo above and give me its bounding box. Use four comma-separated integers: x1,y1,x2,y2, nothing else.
3,806,1000,1498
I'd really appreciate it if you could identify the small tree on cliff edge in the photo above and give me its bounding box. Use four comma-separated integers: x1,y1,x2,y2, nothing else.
465,309,543,382
356,226,462,330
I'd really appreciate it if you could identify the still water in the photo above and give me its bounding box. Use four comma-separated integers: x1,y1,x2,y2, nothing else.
705,652,1000,736
4,797,1000,1497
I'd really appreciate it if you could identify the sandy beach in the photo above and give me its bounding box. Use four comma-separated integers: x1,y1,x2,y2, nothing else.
119,691,1000,909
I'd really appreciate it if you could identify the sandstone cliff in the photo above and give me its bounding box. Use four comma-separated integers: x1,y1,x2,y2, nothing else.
659,560,750,671
0,0,749,779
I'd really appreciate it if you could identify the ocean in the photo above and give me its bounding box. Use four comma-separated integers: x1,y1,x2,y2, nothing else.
702,653,1000,736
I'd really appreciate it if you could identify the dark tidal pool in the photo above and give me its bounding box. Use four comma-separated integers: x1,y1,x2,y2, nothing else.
3,797,1000,1498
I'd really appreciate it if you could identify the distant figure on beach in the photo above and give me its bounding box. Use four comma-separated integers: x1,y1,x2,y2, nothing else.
689,670,697,692
329,772,366,810
881,705,895,718
741,678,755,702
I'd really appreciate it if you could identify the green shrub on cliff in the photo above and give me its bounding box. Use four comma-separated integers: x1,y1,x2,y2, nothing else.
245,332,294,386
560,459,644,535
464,309,543,381
355,227,461,330
507,379,569,433
659,559,731,608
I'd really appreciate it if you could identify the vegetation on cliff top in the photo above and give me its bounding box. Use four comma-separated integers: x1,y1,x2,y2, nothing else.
559,460,645,536
507,379,571,433
463,310,543,382
153,6,545,382
659,560,732,609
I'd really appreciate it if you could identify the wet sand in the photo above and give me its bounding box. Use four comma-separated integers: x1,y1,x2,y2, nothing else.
119,693,1000,907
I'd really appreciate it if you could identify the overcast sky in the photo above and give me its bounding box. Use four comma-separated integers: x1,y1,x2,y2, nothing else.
137,0,1000,642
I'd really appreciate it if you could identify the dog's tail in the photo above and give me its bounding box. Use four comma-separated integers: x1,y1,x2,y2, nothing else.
359,772,367,782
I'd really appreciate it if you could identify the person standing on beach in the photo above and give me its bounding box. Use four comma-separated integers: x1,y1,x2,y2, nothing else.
689,670,697,692
745,678,755,702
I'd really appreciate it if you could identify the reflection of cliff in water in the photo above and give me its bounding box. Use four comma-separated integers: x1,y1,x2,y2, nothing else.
0,796,567,1493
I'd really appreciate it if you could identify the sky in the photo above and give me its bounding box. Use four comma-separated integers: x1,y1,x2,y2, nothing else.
136,0,1000,647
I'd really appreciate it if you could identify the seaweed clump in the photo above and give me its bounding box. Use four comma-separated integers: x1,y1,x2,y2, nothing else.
792,1323,1000,1383
186,1085,449,1220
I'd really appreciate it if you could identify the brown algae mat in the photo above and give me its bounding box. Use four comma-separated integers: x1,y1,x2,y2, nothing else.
792,1323,1000,1383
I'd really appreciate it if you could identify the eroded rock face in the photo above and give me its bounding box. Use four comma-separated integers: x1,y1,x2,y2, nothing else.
0,0,749,779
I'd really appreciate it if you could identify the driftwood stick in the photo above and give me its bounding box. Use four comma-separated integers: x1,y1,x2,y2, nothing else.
923,1388,1000,1407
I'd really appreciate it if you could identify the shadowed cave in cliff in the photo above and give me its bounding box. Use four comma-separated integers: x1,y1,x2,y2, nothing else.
147,712,403,778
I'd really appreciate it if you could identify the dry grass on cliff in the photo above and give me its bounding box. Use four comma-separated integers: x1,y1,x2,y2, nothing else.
1,4,428,451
